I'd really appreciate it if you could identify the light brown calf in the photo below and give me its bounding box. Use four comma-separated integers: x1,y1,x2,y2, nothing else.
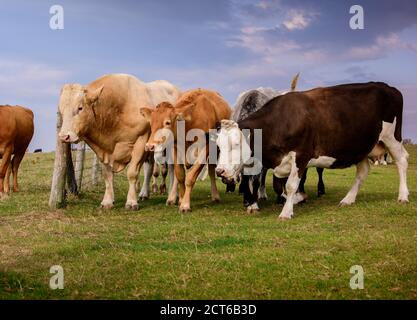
141,89,231,212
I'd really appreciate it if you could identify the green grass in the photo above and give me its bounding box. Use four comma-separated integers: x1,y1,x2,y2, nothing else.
1,146,417,299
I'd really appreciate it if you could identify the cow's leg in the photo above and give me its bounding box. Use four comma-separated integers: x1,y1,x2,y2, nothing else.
138,157,153,200
160,163,168,194
166,163,178,205
100,163,114,209
278,153,303,220
317,167,325,197
0,145,13,200
4,157,12,194
241,175,251,207
238,175,244,194
340,158,370,206
127,136,149,209
175,163,186,207
208,164,220,202
151,163,159,194
11,152,25,192
383,140,409,202
258,168,268,200
248,175,260,213
179,163,205,213
273,176,286,204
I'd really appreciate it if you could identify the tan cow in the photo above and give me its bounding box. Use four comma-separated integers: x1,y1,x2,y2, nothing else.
0,105,34,199
141,89,232,212
58,74,181,209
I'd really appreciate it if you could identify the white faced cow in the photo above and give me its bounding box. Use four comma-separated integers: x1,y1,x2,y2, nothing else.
216,82,409,219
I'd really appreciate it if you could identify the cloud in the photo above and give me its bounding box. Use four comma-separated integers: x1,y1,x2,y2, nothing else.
346,33,417,60
282,10,315,30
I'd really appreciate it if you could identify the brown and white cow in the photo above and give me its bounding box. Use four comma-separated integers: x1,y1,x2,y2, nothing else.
0,105,34,199
215,82,409,219
141,89,232,212
58,74,181,210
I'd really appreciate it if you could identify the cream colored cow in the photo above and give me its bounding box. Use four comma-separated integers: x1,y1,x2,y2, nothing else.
58,74,181,210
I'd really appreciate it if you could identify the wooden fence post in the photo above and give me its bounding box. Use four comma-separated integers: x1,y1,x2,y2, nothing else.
74,141,86,191
91,154,101,186
49,111,68,209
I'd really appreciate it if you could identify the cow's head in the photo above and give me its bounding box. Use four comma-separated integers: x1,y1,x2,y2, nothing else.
58,84,104,143
215,120,252,184
141,102,193,152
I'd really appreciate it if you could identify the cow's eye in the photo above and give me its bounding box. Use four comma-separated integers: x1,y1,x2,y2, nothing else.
165,120,171,126
78,106,83,112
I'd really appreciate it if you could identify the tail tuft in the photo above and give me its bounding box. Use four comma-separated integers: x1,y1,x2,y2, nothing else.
291,73,300,92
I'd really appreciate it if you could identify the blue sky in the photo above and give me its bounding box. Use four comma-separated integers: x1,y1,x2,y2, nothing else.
1,0,417,151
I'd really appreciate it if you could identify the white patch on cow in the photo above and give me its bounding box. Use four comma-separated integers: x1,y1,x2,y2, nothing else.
378,118,409,202
281,191,305,205
277,152,301,219
307,156,336,168
216,120,252,181
273,152,296,178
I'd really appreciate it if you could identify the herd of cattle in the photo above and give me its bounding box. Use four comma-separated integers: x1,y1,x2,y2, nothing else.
0,73,410,219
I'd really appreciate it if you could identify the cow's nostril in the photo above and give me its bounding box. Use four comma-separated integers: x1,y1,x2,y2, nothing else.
60,135,70,143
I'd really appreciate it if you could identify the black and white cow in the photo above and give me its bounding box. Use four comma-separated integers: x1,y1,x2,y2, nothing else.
215,82,409,219
225,74,325,211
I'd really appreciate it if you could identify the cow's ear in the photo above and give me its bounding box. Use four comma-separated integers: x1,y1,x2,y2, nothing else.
85,86,104,104
140,107,153,121
176,103,194,122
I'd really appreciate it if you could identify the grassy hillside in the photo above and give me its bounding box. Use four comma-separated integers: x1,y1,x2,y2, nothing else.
1,146,416,299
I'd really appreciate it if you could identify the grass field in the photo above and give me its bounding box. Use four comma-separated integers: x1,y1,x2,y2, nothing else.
1,146,416,299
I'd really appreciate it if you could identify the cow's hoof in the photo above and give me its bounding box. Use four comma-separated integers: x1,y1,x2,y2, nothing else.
247,203,260,214
339,201,354,207
159,184,167,194
125,203,139,211
179,206,191,213
398,198,409,204
212,198,220,203
139,196,149,201
258,196,268,201
278,215,292,220
166,198,176,206
0,192,9,201
247,207,259,214
100,203,114,210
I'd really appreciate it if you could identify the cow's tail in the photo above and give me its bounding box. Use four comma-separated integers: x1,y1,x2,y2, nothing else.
290,73,300,92
394,88,404,142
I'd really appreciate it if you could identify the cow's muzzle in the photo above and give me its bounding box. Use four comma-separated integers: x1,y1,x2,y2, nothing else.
145,143,155,152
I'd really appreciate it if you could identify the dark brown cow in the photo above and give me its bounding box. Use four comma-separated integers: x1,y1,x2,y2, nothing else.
215,82,409,219
0,105,34,199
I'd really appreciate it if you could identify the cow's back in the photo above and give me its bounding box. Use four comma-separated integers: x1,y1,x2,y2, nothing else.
146,80,181,106
240,82,403,169
178,89,231,132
